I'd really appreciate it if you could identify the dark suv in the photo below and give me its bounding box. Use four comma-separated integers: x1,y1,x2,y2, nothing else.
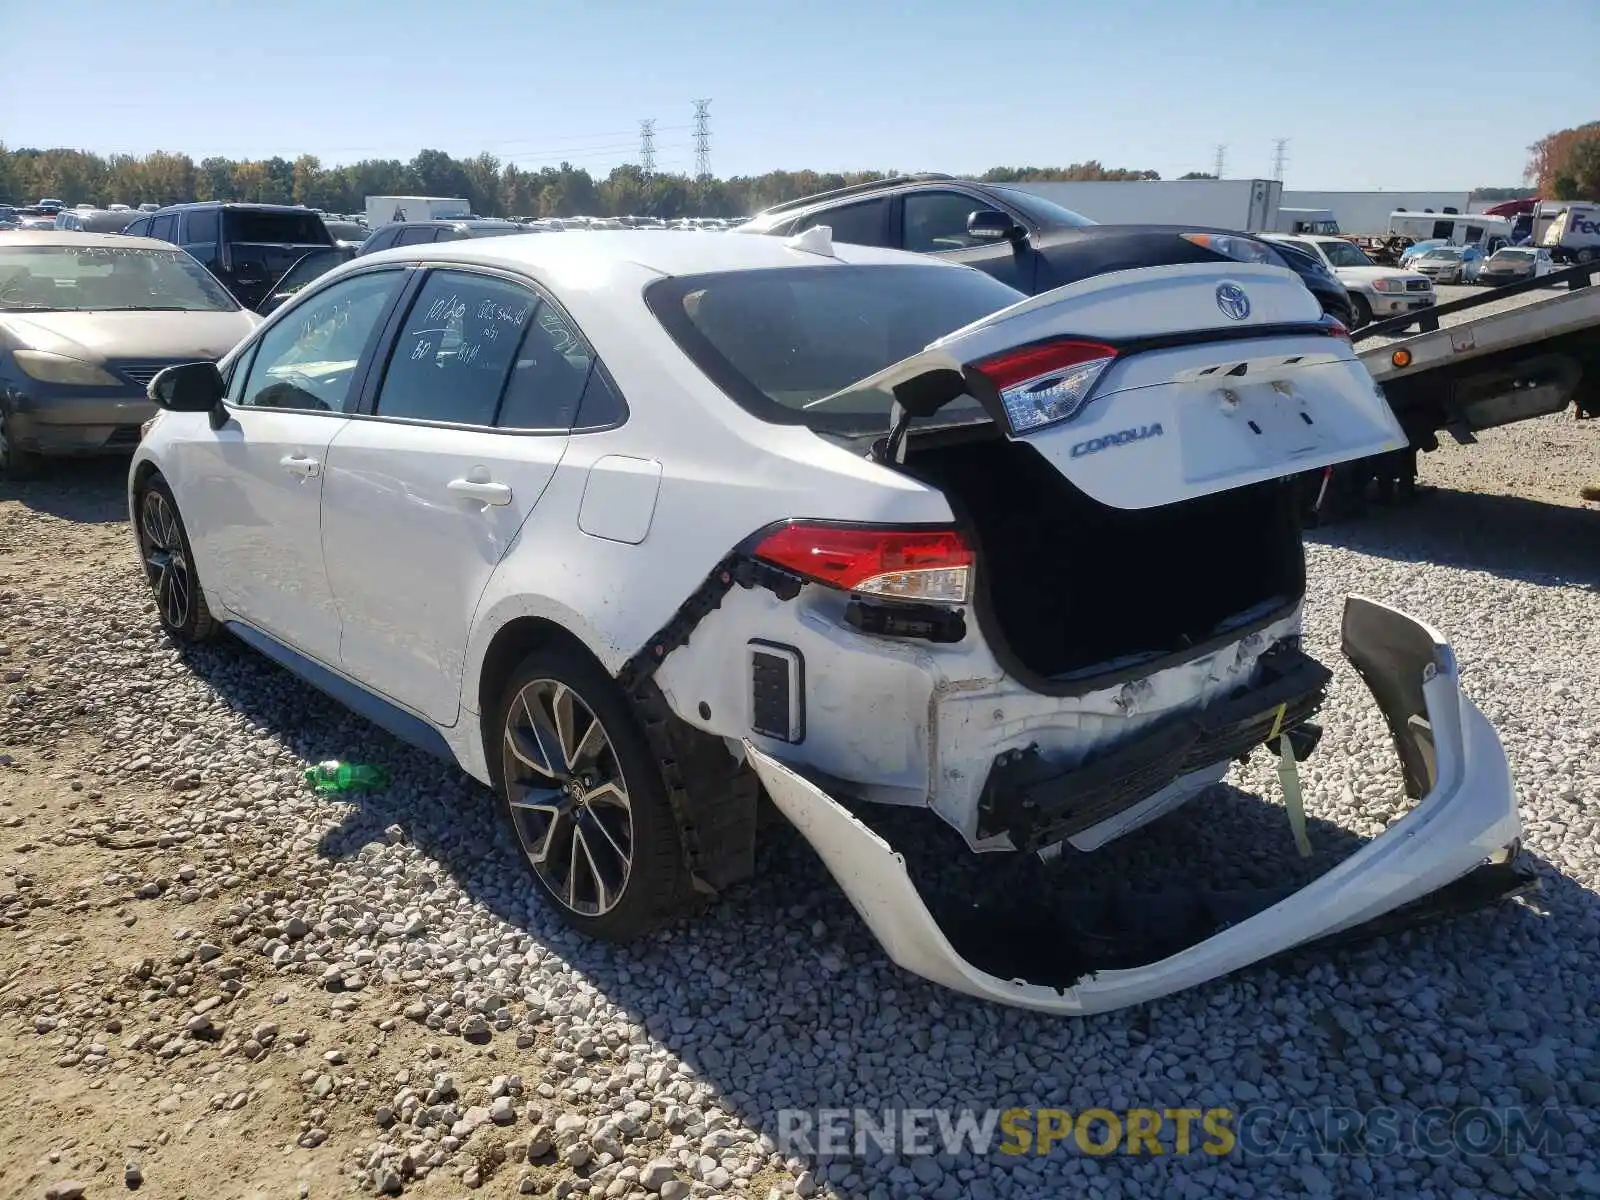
738,173,1354,327
356,219,533,255
123,202,334,309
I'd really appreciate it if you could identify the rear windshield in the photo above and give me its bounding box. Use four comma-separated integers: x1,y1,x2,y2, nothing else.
647,264,1023,436
224,209,331,245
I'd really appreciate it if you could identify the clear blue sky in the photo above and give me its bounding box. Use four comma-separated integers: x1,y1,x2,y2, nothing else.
4,0,1596,189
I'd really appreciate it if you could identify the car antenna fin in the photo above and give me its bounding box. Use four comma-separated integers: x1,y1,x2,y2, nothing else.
784,224,835,258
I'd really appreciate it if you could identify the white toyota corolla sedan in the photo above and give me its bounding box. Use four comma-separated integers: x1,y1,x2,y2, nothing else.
129,229,1525,1014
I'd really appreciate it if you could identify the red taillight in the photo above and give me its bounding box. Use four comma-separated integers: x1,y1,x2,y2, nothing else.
969,338,1120,434
969,338,1119,391
753,523,973,603
1325,318,1352,343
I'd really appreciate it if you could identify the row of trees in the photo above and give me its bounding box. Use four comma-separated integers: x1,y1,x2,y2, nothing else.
0,145,1180,220
3,139,1573,219
1526,122,1600,201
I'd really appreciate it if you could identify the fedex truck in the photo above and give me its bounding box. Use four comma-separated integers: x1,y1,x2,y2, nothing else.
1539,204,1600,263
364,195,472,229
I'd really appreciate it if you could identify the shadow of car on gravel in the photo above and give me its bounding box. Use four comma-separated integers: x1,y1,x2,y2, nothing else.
0,458,132,523
1309,488,1600,592
165,632,1600,1192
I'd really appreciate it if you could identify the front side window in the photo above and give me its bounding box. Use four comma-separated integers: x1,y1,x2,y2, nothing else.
396,226,438,246
648,264,1025,436
237,270,402,413
0,245,239,313
902,190,998,253
796,198,889,248
373,270,537,425
148,214,178,243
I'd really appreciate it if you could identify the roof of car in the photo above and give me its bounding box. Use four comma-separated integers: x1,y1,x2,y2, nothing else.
356,228,952,278
151,202,317,213
0,230,183,249
370,219,523,232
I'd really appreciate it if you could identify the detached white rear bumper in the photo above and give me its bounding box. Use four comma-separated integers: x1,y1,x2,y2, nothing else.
746,596,1523,1015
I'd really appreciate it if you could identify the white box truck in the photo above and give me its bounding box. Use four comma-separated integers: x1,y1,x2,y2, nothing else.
1000,179,1282,232
364,195,472,229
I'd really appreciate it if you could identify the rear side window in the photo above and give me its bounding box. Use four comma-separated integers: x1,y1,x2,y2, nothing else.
497,303,611,431
796,199,889,248
374,270,537,426
224,209,329,245
184,208,219,245
647,264,1023,435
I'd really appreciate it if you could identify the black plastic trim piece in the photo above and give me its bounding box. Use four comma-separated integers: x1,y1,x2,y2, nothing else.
977,644,1332,849
844,599,967,644
748,639,805,744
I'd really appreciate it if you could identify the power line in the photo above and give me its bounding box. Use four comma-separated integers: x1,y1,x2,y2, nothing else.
639,120,657,176
1213,144,1226,179
1271,138,1289,183
692,99,712,180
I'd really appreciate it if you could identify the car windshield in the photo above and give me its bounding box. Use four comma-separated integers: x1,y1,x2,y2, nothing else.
1492,250,1533,261
648,264,1025,436
1423,249,1463,260
324,222,367,240
1317,240,1374,268
0,245,240,312
987,186,1097,228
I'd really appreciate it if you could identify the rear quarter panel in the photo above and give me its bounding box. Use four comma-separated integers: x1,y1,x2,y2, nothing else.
459,281,953,708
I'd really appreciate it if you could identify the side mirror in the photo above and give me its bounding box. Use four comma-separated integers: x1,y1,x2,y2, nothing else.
149,361,225,412
967,209,1026,243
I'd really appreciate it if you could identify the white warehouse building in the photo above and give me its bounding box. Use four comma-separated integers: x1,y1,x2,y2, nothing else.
1004,179,1480,236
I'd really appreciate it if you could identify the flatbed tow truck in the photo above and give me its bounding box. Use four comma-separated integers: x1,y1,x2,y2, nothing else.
1311,259,1600,517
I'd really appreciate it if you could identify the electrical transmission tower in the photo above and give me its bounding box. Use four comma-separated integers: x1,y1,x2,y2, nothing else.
1213,144,1226,179
1271,138,1289,182
692,99,712,179
639,119,657,176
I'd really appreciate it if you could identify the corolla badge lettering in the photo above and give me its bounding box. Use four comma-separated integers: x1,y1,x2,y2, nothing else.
1215,282,1251,321
1070,423,1164,458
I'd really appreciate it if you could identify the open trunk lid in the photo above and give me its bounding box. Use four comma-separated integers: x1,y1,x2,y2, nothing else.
817,262,1406,510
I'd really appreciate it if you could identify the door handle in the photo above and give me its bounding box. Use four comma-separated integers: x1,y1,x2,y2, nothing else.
447,478,513,506
279,454,321,478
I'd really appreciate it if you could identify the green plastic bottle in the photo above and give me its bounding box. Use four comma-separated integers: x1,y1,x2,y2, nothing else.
304,760,390,794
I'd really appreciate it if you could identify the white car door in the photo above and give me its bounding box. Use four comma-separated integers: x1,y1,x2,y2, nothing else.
320,266,617,726
185,267,409,663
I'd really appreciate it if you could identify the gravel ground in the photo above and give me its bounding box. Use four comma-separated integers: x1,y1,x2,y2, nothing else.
1,414,1598,1200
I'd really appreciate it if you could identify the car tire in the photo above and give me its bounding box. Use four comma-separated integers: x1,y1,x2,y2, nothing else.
134,476,221,643
1349,294,1372,328
0,405,44,482
492,645,692,942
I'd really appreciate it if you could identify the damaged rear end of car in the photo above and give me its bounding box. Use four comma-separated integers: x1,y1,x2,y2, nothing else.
644,257,1529,1012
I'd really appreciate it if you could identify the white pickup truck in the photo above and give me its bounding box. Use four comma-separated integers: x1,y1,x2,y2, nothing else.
1264,233,1436,328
